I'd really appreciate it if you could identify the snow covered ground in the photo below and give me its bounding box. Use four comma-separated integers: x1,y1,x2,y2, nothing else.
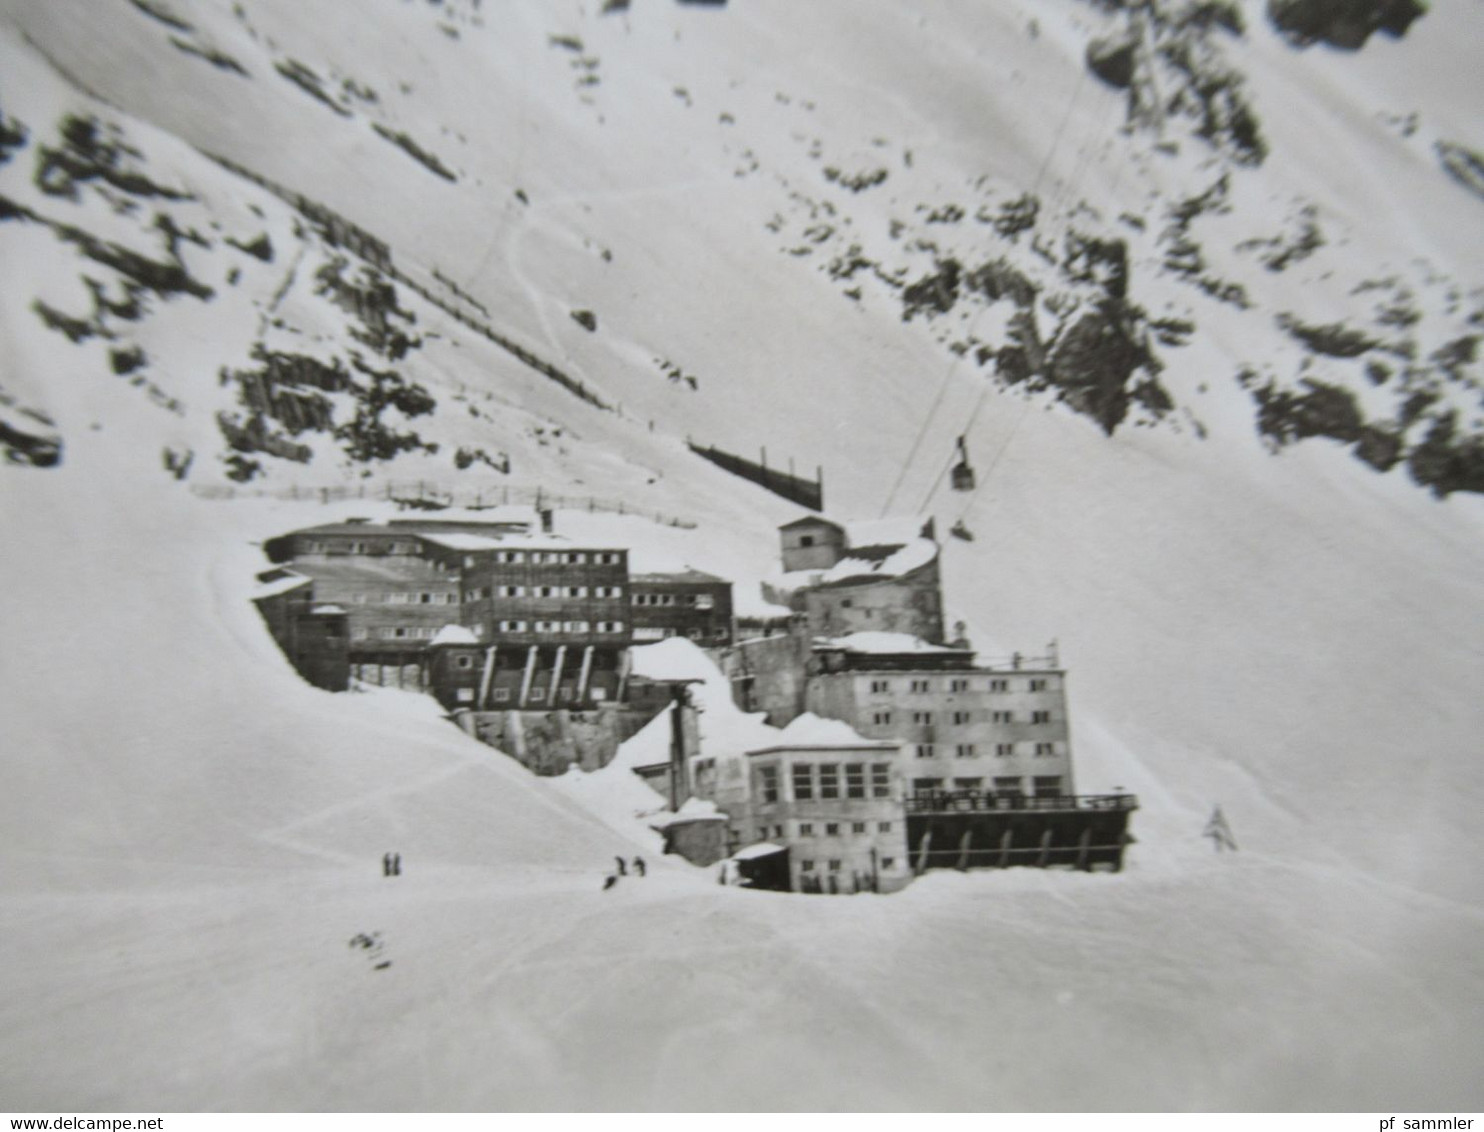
2,0,1483,1113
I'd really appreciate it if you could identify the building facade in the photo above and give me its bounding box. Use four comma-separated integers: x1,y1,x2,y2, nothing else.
629,570,735,647
704,738,912,894
804,639,1076,802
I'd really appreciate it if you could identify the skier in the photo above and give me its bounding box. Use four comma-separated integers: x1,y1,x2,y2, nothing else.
602,873,620,891
382,852,393,878
614,855,628,876
632,856,646,877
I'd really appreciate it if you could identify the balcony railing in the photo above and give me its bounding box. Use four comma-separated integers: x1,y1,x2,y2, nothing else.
903,790,1138,814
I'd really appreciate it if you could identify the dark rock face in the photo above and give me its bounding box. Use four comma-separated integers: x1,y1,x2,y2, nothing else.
1086,35,1139,89
1267,0,1427,49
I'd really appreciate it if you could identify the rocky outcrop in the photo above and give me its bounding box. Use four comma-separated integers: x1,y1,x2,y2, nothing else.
1266,0,1427,49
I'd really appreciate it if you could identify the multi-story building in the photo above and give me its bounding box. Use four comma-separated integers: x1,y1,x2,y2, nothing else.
629,569,734,647
804,633,1076,802
770,515,946,643
700,723,911,894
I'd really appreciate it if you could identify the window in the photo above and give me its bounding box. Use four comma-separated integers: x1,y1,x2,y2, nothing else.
881,857,895,869
496,551,524,564
877,821,892,833
792,764,814,801
915,743,935,759
871,763,891,798
564,621,591,633
1033,776,1063,796
869,679,890,694
493,688,510,702
800,535,815,547
840,598,853,609
775,826,785,839
1035,742,1057,756
872,711,893,725
1030,678,1047,691
1032,710,1052,724
537,585,559,598
852,822,867,834
596,552,622,565
993,776,1022,796
687,628,702,640
800,859,816,871
567,553,587,565
992,710,1013,724
826,823,840,836
498,585,526,597
497,620,528,632
596,586,622,598
633,627,667,641
758,765,779,804
819,764,840,799
388,592,411,605
456,688,475,703
954,777,983,791
530,688,546,702
713,628,729,639
996,742,1015,756
534,621,559,633
567,586,588,598
798,822,814,837
912,711,934,725
695,594,714,610
912,777,944,794
950,678,969,692
910,679,930,693
456,656,475,669
828,860,842,872
351,627,369,640
952,710,971,725
597,621,624,634
955,743,976,758
989,678,1008,692
845,763,865,798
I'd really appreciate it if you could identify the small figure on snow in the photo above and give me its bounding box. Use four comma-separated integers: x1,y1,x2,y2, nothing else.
632,856,646,877
1204,806,1238,852
382,852,395,878
602,874,620,891
614,855,628,876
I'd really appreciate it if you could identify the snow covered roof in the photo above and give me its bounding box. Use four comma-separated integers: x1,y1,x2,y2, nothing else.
818,537,938,586
310,604,347,615
431,624,479,646
746,712,898,753
630,569,728,584
252,572,312,599
730,842,788,861
416,532,507,551
816,632,964,655
779,515,844,532
628,637,726,683
287,558,452,583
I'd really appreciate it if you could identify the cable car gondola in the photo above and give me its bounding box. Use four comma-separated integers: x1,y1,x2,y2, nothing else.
950,435,976,492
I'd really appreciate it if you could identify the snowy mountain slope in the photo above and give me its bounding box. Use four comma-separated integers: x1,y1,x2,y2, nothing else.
2,0,1484,1112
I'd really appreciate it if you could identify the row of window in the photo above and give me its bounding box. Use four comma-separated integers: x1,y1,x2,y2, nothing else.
466,584,626,600
755,762,893,804
913,742,1060,758
867,677,1052,695
633,627,730,642
796,819,893,837
873,709,1055,726
800,858,895,872
464,550,623,566
911,775,1063,795
632,593,716,608
491,620,626,634
341,592,458,605
453,685,609,704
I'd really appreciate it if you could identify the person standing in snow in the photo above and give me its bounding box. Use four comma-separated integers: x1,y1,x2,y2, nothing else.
614,855,627,876
382,852,393,877
602,874,619,891
633,857,646,877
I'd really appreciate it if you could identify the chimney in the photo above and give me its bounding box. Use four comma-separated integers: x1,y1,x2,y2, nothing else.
539,508,554,534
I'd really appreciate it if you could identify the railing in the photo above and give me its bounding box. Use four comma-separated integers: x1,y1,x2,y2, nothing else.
903,791,1138,815
189,480,697,527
